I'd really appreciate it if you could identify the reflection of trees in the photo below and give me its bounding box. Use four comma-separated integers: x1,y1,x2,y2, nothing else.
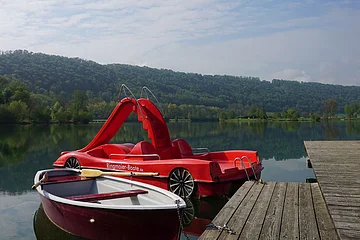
1,121,360,193
0,125,31,167
322,122,340,140
168,122,307,161
345,121,360,137
270,122,299,132
246,122,267,135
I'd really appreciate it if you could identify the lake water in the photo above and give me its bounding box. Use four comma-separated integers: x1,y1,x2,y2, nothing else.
1,121,360,240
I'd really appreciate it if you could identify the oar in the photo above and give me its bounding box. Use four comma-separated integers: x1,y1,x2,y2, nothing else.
80,169,159,178
32,172,48,190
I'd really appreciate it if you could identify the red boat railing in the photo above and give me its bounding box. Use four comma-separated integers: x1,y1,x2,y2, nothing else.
109,153,161,160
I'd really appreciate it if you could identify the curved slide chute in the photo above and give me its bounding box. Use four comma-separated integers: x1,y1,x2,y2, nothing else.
79,98,137,152
137,98,172,151
78,97,172,153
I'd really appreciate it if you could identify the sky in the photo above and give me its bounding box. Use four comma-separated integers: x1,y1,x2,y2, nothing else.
1,0,359,86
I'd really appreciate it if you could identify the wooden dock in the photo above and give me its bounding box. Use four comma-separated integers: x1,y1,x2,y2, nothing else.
304,141,360,240
199,181,338,240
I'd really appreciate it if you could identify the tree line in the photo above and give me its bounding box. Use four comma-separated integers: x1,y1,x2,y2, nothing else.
1,50,360,124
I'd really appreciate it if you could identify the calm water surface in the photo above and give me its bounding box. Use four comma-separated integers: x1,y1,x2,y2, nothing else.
1,121,360,239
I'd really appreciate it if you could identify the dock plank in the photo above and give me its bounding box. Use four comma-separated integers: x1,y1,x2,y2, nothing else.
311,183,339,240
200,181,339,240
327,205,360,217
280,182,299,240
199,181,255,240
304,140,360,240
299,183,320,239
239,182,276,240
217,182,264,240
337,229,360,240
258,182,287,240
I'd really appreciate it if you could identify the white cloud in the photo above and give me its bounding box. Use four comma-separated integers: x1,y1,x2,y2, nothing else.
0,0,359,85
270,69,312,82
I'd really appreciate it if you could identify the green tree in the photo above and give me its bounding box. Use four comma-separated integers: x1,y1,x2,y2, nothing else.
0,105,15,123
88,101,108,119
256,106,267,119
344,103,359,119
310,113,321,122
283,108,299,121
8,80,30,104
247,105,257,118
324,99,338,118
226,111,235,119
69,90,92,123
54,106,72,123
164,104,179,119
0,76,8,104
219,111,227,121
8,100,28,122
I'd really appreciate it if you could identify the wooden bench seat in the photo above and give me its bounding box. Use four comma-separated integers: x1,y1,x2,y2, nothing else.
42,175,93,185
67,189,148,202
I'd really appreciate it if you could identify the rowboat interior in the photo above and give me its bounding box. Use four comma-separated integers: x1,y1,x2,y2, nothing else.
39,170,180,208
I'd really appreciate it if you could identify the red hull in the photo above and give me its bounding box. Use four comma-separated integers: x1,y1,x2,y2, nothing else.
87,167,262,198
40,195,182,240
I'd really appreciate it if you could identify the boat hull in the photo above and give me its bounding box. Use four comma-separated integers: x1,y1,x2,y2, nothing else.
110,169,261,198
40,195,182,240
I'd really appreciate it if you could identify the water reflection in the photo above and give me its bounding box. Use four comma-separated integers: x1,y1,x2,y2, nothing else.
33,197,228,240
2,121,360,240
34,204,86,240
182,197,228,237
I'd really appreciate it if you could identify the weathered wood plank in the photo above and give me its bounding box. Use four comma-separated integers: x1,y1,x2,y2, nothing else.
299,183,320,239
324,196,360,207
259,182,287,240
322,191,360,198
199,181,255,240
311,183,339,240
320,184,360,195
217,182,264,240
327,205,360,217
200,181,338,240
304,140,360,239
337,229,360,240
312,177,360,185
239,182,276,240
280,182,299,240
331,215,360,229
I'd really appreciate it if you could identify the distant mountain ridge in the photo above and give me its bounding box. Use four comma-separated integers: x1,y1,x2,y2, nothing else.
1,49,359,113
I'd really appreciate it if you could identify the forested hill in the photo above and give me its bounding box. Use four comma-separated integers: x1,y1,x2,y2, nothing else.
1,50,360,113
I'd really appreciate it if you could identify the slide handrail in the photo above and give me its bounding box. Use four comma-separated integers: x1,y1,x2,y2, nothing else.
118,84,146,119
140,86,165,117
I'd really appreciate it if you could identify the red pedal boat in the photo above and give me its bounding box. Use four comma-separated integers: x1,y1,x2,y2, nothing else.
53,86,263,198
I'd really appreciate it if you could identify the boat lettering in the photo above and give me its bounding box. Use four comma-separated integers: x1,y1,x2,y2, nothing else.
106,163,143,172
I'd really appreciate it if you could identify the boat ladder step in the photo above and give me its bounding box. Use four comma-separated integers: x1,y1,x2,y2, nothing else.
233,156,258,181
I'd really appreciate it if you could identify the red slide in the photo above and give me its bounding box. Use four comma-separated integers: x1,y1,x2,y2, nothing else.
79,98,137,152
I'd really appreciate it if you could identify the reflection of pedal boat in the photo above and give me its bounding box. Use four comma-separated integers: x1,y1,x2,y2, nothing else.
183,197,229,236
34,204,86,240
53,85,263,198
33,168,186,240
